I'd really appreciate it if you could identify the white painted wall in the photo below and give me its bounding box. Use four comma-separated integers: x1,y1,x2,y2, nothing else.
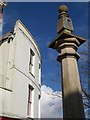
0,20,41,119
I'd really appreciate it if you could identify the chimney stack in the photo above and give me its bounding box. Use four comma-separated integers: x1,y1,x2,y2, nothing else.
0,0,7,25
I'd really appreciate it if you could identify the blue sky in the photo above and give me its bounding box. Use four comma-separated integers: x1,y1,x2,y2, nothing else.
3,2,88,92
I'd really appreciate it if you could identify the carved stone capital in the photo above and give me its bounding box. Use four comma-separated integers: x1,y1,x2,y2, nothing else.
57,52,80,62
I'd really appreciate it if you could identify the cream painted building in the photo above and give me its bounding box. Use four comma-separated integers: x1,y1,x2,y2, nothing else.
0,20,41,119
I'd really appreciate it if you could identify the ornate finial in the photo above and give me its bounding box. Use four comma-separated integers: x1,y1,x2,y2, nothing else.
57,5,74,34
58,5,68,13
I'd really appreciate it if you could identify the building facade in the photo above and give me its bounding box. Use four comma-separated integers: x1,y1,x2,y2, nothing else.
0,20,41,119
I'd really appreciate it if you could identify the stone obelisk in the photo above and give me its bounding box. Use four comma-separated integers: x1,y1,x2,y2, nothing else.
49,5,85,118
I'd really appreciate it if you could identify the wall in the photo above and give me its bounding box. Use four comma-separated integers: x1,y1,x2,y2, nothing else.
0,20,41,119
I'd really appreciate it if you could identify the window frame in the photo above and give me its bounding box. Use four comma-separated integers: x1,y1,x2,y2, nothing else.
29,49,35,77
27,84,34,117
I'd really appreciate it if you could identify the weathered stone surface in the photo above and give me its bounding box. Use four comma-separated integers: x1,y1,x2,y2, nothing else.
49,5,86,118
61,57,85,118
57,37,85,118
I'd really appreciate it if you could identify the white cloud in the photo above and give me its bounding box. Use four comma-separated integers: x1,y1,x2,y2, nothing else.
41,85,63,118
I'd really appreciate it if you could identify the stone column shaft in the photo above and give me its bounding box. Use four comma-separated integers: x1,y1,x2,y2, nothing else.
61,57,84,118
57,38,85,118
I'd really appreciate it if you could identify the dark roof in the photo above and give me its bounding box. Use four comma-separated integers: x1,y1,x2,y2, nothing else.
0,31,13,42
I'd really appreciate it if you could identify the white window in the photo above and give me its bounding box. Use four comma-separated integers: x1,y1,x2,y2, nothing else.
29,49,35,76
27,85,34,117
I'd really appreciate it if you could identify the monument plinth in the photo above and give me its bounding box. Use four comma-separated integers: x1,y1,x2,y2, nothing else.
49,5,85,118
